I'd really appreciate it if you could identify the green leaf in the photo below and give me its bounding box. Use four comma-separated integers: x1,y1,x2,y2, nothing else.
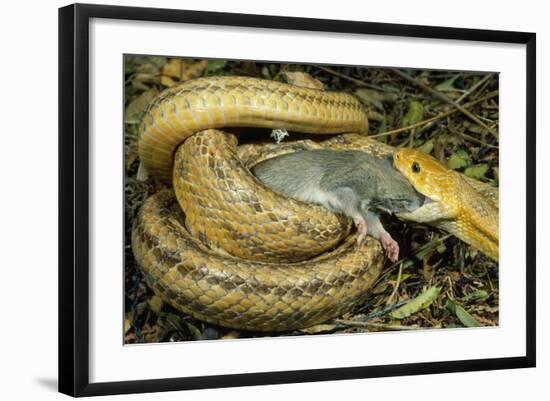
402,100,424,127
148,56,167,67
148,295,163,314
389,272,413,283
381,84,400,94
417,140,434,155
447,149,470,170
457,148,469,157
354,89,384,111
204,60,227,75
125,88,159,124
464,164,489,180
260,65,271,79
161,313,185,333
460,289,489,303
185,322,203,340
413,238,443,260
435,73,461,92
372,282,389,294
390,286,441,319
399,273,412,282
448,155,468,170
125,63,137,75
445,299,482,327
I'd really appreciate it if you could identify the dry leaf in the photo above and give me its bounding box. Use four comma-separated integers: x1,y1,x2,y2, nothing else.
125,88,159,123
125,142,138,171
355,88,398,110
367,110,385,122
281,71,324,90
132,72,159,85
162,58,183,79
181,60,208,80
124,312,132,334
299,323,337,334
161,59,208,85
422,252,436,281
222,330,241,340
160,75,177,88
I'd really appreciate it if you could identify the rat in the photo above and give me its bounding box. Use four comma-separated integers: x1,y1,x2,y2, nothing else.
251,149,424,262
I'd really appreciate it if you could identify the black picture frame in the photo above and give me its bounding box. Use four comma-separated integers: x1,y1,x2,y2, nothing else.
58,3,536,397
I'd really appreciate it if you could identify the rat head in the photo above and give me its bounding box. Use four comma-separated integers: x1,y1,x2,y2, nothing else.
369,192,424,215
393,148,455,203
361,156,426,215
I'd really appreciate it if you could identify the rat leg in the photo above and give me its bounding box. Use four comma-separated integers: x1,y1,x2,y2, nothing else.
362,211,400,262
326,187,367,245
353,216,368,245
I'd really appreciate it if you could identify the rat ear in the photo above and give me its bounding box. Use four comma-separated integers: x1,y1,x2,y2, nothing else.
364,199,390,214
360,199,372,211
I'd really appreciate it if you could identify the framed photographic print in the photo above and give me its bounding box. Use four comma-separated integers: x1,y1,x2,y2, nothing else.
58,3,536,397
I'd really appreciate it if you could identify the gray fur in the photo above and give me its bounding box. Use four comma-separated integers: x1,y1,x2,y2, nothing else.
252,149,424,217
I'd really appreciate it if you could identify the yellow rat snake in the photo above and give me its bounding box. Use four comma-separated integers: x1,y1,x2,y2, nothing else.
131,76,499,332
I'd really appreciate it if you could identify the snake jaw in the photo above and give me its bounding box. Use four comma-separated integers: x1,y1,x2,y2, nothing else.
395,194,460,226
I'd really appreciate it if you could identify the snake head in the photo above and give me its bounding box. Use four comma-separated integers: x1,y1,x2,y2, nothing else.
393,148,456,203
393,148,460,223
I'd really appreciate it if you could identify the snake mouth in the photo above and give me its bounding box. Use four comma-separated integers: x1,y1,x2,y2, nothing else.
394,196,435,221
395,209,424,221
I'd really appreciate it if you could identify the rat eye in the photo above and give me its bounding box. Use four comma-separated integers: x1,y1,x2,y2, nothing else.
411,162,421,173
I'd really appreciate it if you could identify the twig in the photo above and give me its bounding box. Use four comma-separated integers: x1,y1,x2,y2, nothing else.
386,261,404,305
316,66,385,90
408,127,416,148
445,275,455,299
460,132,499,149
362,301,407,320
390,68,499,139
456,73,495,104
369,90,499,139
334,319,421,331
476,114,498,124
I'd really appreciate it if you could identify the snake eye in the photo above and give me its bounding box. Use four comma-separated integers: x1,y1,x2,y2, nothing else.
411,162,421,173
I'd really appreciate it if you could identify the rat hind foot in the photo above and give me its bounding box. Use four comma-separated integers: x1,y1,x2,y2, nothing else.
360,211,400,262
380,232,399,262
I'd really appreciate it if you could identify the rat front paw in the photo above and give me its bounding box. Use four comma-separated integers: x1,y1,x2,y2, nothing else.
353,217,368,246
380,234,399,263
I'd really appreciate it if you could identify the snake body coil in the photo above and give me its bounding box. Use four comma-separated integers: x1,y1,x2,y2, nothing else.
132,190,383,331
138,76,368,182
133,77,385,331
